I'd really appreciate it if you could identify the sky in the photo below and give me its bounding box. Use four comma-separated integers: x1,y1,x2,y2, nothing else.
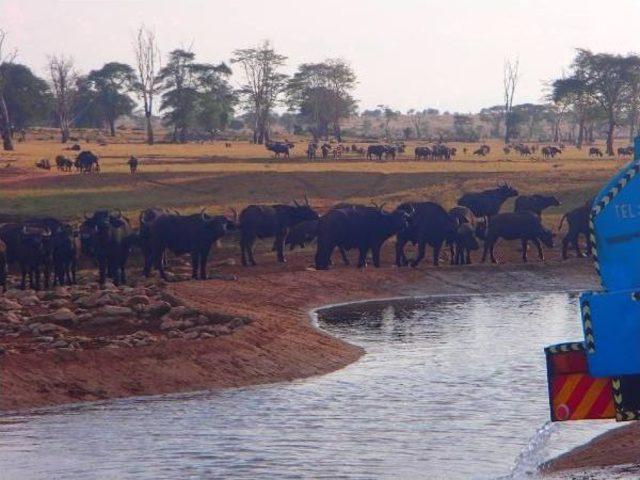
2,0,640,113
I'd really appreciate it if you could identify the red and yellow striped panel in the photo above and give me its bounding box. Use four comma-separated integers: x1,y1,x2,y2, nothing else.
550,373,616,421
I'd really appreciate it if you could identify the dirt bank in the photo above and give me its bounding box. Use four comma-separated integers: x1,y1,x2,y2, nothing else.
0,259,596,413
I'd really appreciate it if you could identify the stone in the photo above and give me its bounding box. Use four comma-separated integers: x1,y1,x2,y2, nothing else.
84,316,127,328
20,295,40,306
51,308,78,328
100,305,133,316
50,299,69,309
35,323,68,335
125,295,150,307
50,340,68,349
33,336,54,343
183,331,199,340
0,298,22,310
146,301,172,318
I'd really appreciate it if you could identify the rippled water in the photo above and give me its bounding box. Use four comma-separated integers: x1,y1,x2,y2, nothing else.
0,293,626,479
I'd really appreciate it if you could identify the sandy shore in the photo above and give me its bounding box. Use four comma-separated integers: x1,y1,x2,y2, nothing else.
0,259,596,413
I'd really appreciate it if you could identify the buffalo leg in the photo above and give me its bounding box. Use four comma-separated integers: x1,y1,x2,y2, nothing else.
240,240,248,267
357,247,368,268
34,266,40,290
190,253,199,279
339,247,349,266
521,239,528,262
411,240,427,268
395,239,409,267
200,250,209,279
449,241,456,265
465,248,472,265
562,235,571,259
372,245,382,268
247,241,257,266
490,241,498,264
275,234,286,263
432,242,442,266
20,265,27,290
315,244,333,270
532,238,544,261
155,248,168,280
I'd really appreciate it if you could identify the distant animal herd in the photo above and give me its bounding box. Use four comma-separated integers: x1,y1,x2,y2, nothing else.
0,184,594,293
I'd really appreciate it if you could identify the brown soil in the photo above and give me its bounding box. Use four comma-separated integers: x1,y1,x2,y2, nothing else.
0,255,596,413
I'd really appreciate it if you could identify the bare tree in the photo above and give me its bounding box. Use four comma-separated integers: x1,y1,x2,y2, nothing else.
48,54,76,143
0,29,17,151
407,109,428,139
232,41,287,144
133,25,161,145
503,58,519,144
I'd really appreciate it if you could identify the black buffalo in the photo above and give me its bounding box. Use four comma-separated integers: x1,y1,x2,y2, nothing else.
514,194,561,217
16,225,54,290
76,151,100,173
149,210,236,280
140,208,177,277
315,205,409,270
284,219,318,251
239,198,319,266
0,239,6,292
52,224,79,286
452,223,480,265
415,146,432,160
80,210,133,285
266,142,294,158
395,202,457,267
559,202,592,259
0,217,65,268
128,156,139,173
367,145,386,161
589,147,603,158
481,212,554,263
457,183,519,218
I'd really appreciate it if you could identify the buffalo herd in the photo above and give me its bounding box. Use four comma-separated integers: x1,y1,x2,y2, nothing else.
0,183,595,291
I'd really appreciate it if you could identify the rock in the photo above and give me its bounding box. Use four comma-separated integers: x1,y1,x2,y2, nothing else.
0,298,22,310
50,299,69,309
207,273,238,282
200,332,216,339
0,347,5,356
84,316,129,328
1,312,21,324
33,335,54,343
100,305,133,317
195,315,211,325
34,323,68,335
168,306,189,319
50,340,68,349
20,295,40,306
167,330,183,338
76,313,94,323
146,301,172,318
51,308,78,328
125,295,150,307
183,331,199,340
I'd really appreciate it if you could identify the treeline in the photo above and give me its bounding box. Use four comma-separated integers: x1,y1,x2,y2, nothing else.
0,28,357,150
0,25,639,152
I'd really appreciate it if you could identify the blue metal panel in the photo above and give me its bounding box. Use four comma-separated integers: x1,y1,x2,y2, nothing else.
591,137,640,290
581,290,640,377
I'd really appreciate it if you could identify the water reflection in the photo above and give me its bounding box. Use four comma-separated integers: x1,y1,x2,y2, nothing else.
0,293,625,479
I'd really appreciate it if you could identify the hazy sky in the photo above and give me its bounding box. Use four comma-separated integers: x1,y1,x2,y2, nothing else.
2,0,640,113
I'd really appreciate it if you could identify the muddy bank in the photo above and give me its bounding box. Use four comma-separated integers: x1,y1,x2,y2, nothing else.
0,260,596,413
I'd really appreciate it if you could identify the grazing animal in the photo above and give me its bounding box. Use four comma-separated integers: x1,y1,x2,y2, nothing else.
16,225,54,290
589,147,603,158
457,183,519,218
414,146,432,160
559,202,592,259
0,239,6,293
52,225,79,286
321,143,331,159
149,210,236,280
447,206,476,264
315,204,409,270
367,145,387,161
503,147,511,155
266,141,294,158
452,223,480,265
139,208,176,277
384,145,396,160
35,159,51,170
481,212,554,263
67,143,81,151
80,210,133,285
306,143,318,160
127,156,139,173
473,148,486,156
239,198,319,266
542,146,562,159
55,155,73,172
284,219,318,251
76,151,100,173
514,194,561,217
618,146,634,157
395,202,457,267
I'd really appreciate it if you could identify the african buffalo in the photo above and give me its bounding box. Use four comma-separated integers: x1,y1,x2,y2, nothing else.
367,145,386,161
452,223,480,265
52,224,79,286
16,225,54,290
266,142,294,158
395,202,457,267
239,198,319,266
284,219,318,251
589,147,603,158
457,183,519,218
315,204,409,270
149,210,236,280
514,194,561,217
481,212,554,263
559,202,592,259
76,151,100,173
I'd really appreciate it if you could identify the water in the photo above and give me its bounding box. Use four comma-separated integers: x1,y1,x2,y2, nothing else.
0,293,626,479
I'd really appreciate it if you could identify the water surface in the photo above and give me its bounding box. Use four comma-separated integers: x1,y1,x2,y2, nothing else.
0,293,624,479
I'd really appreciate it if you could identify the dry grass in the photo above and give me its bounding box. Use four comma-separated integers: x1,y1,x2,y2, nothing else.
0,136,628,228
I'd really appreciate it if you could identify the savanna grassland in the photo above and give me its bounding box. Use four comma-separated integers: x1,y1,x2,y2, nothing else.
0,132,625,233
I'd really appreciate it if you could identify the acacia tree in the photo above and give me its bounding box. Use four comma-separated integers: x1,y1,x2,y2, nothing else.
48,54,76,143
85,62,136,136
133,26,161,144
573,49,631,155
407,109,428,139
479,105,505,138
503,59,519,144
0,63,51,131
286,59,357,142
551,75,595,148
0,29,17,150
232,41,287,144
158,49,234,142
623,55,640,143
